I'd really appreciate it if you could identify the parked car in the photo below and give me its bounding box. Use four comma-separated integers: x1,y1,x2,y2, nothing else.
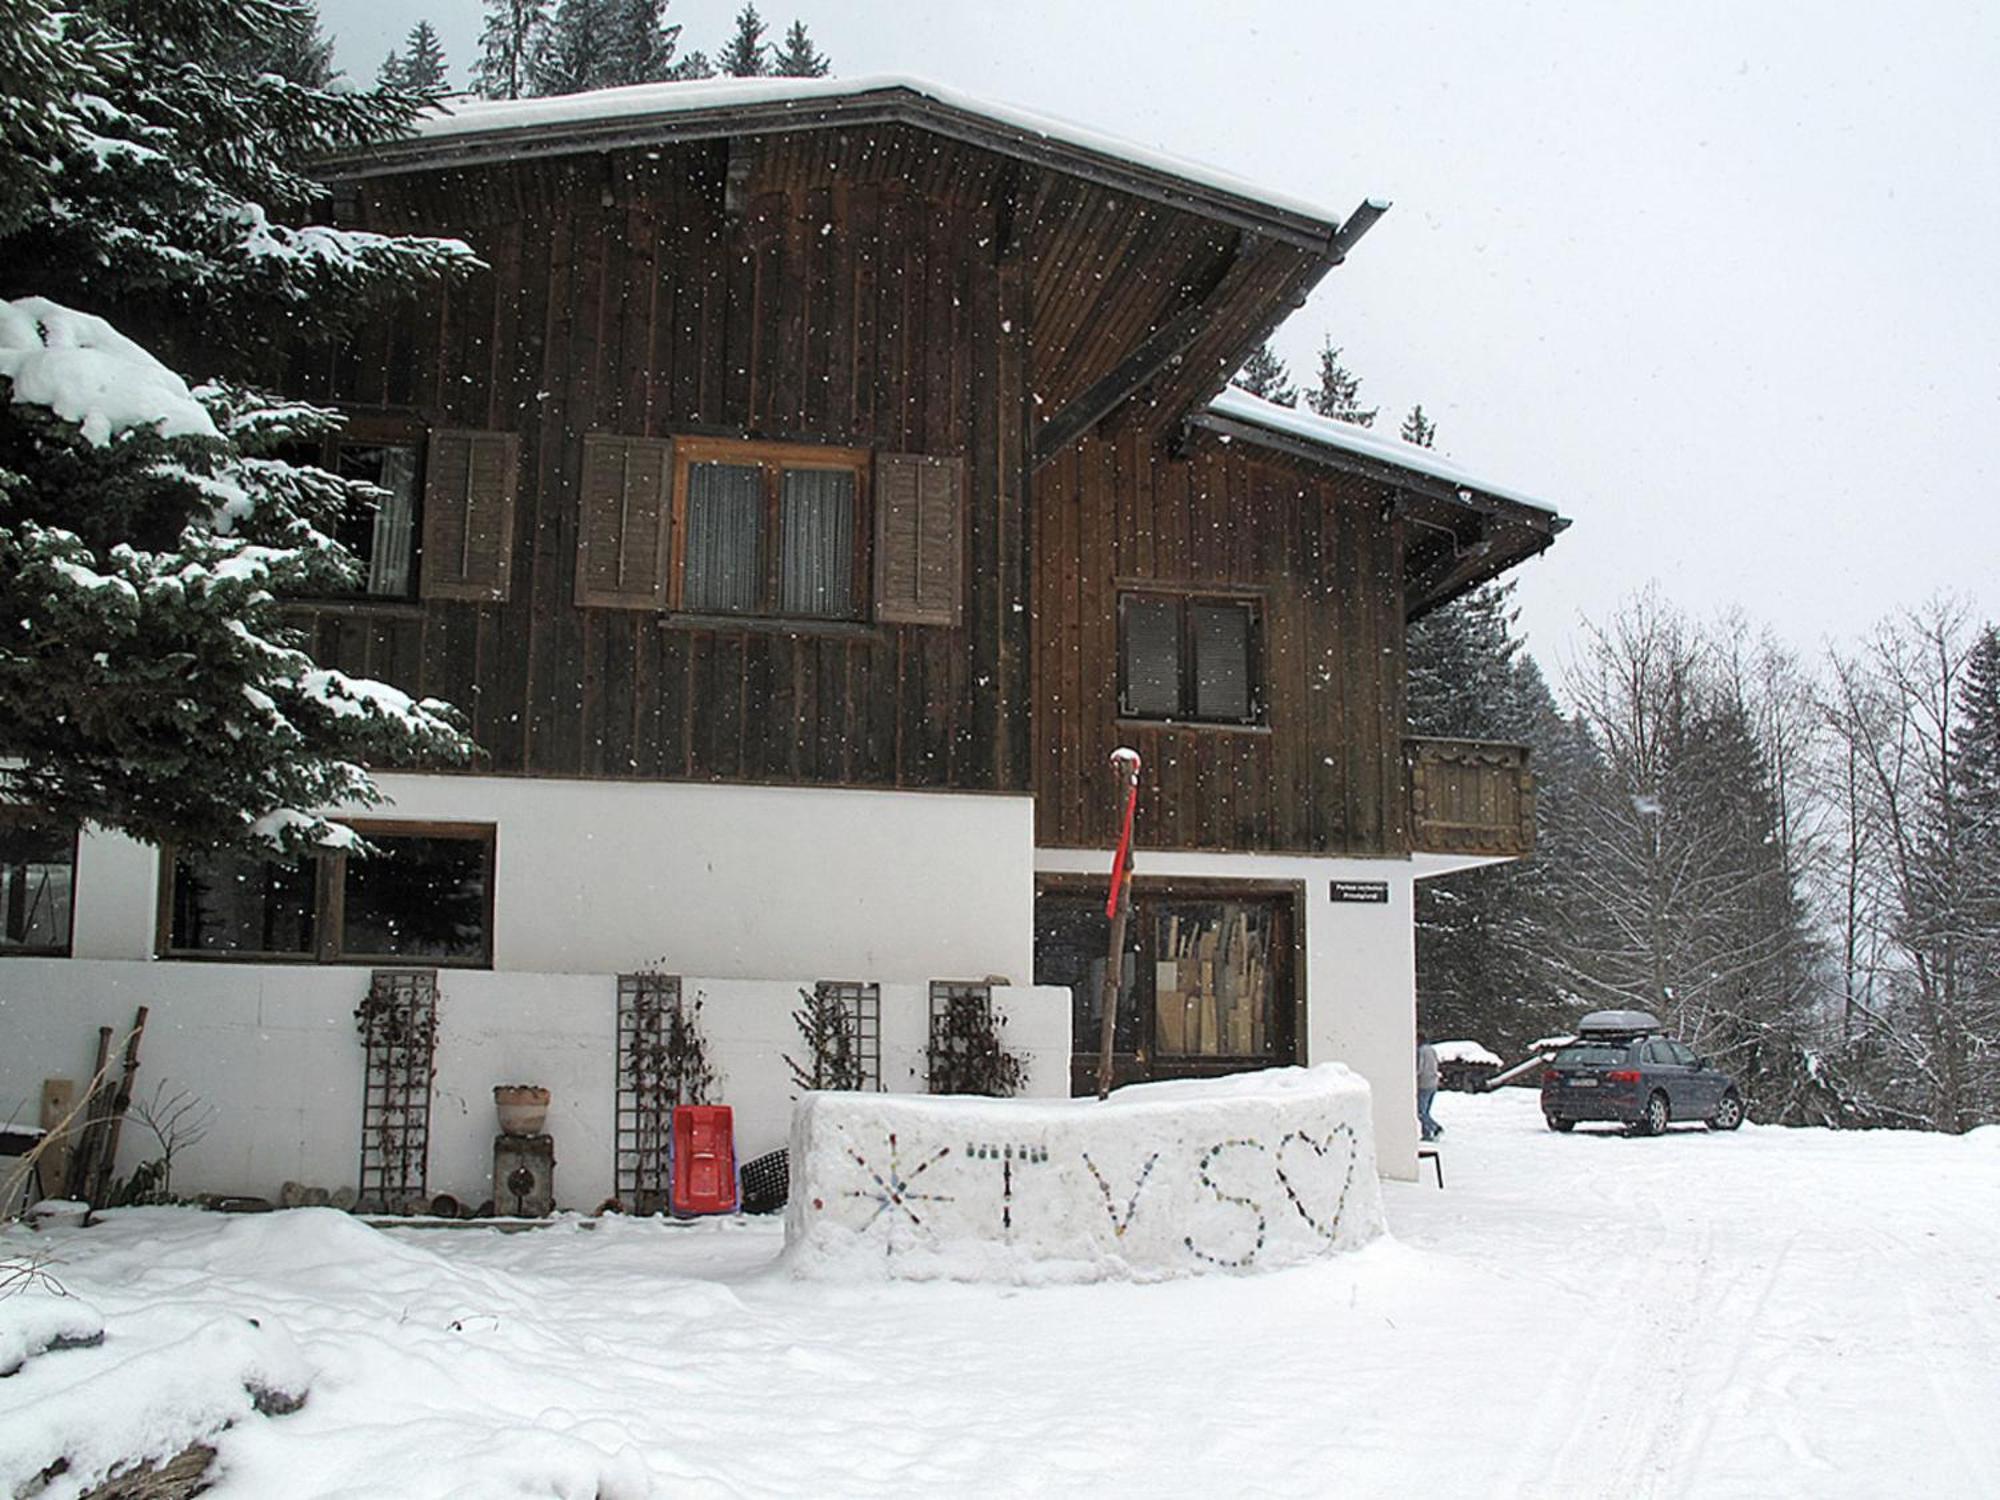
1540,1011,1744,1135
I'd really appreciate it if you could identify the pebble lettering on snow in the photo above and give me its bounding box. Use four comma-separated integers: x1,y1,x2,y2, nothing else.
787,1067,1388,1282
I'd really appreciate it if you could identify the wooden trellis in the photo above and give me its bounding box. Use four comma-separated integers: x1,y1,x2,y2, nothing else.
616,972,680,1214
817,981,882,1091
355,969,438,1213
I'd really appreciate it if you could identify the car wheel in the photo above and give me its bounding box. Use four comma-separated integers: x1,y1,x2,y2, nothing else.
1708,1091,1744,1131
1634,1091,1669,1137
1545,1114,1575,1133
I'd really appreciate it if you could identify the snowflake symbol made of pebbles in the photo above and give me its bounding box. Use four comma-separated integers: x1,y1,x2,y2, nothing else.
843,1131,954,1235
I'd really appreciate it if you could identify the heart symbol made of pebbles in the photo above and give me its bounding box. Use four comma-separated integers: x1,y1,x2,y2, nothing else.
1274,1126,1359,1241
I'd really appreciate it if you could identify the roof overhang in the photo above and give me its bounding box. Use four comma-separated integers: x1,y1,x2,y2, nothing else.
1189,388,1570,619
322,75,1352,254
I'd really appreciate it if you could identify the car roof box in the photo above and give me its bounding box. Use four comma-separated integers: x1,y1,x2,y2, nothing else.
1576,1009,1662,1037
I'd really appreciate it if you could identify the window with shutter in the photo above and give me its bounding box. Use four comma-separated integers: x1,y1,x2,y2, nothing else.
420,428,520,603
874,452,964,627
1118,591,1262,725
576,433,672,610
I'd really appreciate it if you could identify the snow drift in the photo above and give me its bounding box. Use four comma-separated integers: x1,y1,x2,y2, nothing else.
784,1064,1384,1282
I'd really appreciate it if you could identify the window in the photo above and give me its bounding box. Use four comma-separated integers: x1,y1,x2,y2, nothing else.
0,814,76,956
335,441,422,597
580,437,965,627
163,824,494,966
677,439,866,620
1118,592,1261,724
581,436,868,617
291,422,521,604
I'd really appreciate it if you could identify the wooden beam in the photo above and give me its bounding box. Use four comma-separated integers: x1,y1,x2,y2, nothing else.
1032,235,1265,467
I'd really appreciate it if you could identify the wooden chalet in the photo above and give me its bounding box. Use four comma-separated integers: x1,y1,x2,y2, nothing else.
0,76,1567,1195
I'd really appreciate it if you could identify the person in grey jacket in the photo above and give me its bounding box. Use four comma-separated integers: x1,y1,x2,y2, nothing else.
1417,1032,1443,1141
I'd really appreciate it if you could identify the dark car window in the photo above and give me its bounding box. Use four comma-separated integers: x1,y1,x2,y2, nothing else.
1555,1044,1630,1067
1645,1040,1678,1065
1668,1040,1699,1067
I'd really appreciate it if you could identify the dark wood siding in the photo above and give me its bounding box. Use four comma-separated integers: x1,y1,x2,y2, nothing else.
1033,432,1409,856
289,131,1043,793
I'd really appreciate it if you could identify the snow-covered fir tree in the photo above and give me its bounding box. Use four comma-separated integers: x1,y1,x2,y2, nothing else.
1305,337,1377,426
1401,404,1436,448
474,0,553,100
772,19,830,77
0,0,479,853
378,20,450,93
719,3,770,76
1232,343,1297,407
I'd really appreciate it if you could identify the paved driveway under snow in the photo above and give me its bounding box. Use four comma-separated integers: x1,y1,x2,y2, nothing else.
4,1089,1997,1498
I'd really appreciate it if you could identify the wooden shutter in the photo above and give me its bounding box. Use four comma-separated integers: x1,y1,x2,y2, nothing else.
575,433,673,610
420,429,520,602
873,452,964,626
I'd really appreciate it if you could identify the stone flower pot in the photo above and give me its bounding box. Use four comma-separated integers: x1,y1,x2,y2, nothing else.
494,1084,551,1138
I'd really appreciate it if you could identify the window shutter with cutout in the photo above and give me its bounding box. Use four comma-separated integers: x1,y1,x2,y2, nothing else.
576,433,673,610
873,452,964,627
420,429,520,602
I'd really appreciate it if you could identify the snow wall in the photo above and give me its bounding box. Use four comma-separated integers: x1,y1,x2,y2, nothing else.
785,1065,1385,1283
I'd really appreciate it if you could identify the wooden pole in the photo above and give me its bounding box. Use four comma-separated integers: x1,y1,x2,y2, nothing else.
1097,749,1143,1100
90,1006,150,1208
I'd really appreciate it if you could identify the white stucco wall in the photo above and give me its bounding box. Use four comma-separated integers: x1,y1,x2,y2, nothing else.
0,960,1069,1210
1035,846,1421,1180
69,773,1037,983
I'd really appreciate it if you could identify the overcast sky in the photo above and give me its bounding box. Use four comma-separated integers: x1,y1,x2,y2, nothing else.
318,0,2000,670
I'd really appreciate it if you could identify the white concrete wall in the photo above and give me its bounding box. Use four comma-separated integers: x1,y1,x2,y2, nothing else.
1035,846,1421,1180
0,959,1070,1211
70,773,1038,984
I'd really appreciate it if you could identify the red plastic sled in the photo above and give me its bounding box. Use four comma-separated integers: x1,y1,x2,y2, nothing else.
670,1104,739,1216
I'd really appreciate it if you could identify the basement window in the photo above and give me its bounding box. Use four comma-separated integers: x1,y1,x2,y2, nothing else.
0,813,76,956
162,823,494,966
1118,592,1261,725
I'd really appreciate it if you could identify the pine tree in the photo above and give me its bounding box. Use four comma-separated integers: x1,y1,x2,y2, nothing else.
665,49,715,80
376,21,450,94
1231,343,1297,407
602,0,686,85
1950,624,2000,1116
1305,337,1377,426
771,19,830,77
536,0,615,95
1401,404,1436,448
1408,583,1585,1059
218,0,341,87
401,21,451,92
0,0,478,852
720,4,770,76
474,0,553,100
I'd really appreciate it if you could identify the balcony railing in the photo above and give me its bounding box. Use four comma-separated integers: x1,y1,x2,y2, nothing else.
1405,737,1536,859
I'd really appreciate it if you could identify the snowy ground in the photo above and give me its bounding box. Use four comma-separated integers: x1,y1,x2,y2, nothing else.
4,1088,1998,1499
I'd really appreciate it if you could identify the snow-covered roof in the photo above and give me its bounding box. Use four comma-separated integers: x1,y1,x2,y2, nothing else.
1203,386,1562,522
1433,1040,1503,1067
343,75,1349,243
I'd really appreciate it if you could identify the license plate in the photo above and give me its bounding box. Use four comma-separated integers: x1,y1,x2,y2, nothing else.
1570,1077,1597,1088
